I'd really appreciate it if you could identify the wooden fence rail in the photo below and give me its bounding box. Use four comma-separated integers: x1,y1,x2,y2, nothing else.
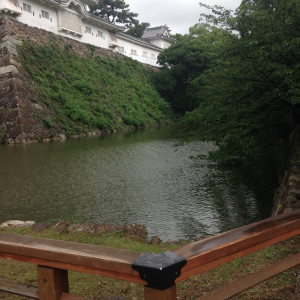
0,209,299,300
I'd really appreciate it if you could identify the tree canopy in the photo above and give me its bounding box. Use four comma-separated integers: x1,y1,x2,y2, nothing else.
156,0,300,160
126,21,150,38
90,0,138,27
152,24,225,113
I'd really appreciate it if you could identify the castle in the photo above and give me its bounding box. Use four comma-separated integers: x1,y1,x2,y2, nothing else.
0,0,175,66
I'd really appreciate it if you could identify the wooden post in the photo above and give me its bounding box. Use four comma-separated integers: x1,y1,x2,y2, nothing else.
144,285,177,300
37,266,69,300
132,251,186,300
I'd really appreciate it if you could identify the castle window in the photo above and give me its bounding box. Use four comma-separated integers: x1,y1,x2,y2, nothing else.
142,51,148,57
150,54,156,59
23,3,31,13
131,49,137,56
41,10,49,19
118,47,124,53
86,27,92,34
97,31,103,38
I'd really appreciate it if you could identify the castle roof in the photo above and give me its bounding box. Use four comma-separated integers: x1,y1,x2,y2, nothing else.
142,25,175,42
117,31,163,50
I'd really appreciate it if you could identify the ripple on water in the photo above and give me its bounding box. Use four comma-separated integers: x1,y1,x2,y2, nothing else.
0,128,277,241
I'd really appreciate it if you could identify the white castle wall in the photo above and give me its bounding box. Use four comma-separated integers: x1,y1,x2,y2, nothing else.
149,39,173,50
7,0,164,66
116,36,159,66
18,0,58,32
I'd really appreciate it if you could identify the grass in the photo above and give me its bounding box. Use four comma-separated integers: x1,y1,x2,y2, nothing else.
18,40,174,136
0,227,299,300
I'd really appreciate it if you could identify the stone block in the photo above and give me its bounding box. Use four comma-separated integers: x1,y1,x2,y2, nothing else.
6,108,18,121
0,70,14,80
52,221,68,234
123,223,148,243
8,125,23,138
6,45,18,56
149,236,162,245
31,222,50,233
0,53,10,67
19,117,35,125
0,40,17,50
31,103,43,110
9,97,19,109
0,65,18,74
9,58,21,68
0,26,11,38
2,34,20,45
0,220,36,229
0,90,8,100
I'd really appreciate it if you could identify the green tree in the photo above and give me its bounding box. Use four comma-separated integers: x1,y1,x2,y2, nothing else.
126,21,150,38
91,0,138,27
181,0,300,160
152,24,224,113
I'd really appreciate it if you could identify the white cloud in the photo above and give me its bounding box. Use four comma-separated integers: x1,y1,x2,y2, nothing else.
126,0,242,34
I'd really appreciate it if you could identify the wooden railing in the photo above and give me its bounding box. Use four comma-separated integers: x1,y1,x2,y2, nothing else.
0,209,299,300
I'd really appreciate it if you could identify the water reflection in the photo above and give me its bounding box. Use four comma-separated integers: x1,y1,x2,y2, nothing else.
0,128,278,241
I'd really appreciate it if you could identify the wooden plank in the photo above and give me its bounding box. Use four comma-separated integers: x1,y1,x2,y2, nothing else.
0,277,39,299
37,266,69,300
0,233,142,284
174,209,300,281
176,230,299,281
196,252,300,300
144,285,177,300
0,251,145,285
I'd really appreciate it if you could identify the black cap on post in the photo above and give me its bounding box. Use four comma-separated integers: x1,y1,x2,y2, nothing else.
132,251,187,290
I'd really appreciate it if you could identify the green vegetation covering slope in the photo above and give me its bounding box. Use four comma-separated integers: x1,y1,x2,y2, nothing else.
19,41,173,136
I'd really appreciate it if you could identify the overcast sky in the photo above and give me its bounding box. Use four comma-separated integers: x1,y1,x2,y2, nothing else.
126,0,242,35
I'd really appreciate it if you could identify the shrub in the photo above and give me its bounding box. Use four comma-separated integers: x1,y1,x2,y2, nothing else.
72,80,95,95
43,117,54,128
18,41,174,135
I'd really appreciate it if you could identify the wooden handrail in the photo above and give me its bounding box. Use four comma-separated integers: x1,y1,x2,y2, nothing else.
174,209,300,281
0,233,144,284
196,252,300,300
0,209,299,299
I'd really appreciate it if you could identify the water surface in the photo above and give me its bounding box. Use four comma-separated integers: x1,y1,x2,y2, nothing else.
0,128,278,241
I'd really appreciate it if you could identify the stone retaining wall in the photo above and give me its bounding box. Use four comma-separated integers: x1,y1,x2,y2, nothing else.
0,16,64,143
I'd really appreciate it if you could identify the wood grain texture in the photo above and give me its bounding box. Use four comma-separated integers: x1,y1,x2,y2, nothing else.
37,266,69,300
0,233,142,284
174,209,300,281
0,277,39,299
144,285,177,300
196,252,300,300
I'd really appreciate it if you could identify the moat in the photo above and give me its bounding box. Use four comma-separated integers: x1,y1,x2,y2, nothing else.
0,127,279,241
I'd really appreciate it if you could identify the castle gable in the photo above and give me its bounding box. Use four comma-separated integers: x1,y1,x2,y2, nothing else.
0,0,22,15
